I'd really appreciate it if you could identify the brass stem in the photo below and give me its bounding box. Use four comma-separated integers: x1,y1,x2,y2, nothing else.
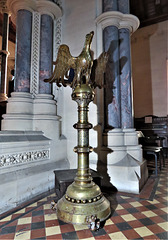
56,83,111,225
73,89,93,184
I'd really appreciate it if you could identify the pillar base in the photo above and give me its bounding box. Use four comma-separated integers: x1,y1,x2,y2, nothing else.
91,128,148,194
107,153,148,194
1,92,33,131
57,181,111,225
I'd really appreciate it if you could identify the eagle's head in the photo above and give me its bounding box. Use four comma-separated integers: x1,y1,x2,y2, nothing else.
85,31,94,46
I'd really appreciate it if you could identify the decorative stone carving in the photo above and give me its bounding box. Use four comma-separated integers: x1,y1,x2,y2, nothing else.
53,0,62,99
95,11,139,59
96,11,139,33
7,0,62,23
37,0,62,19
0,149,50,167
31,11,41,97
53,0,62,8
54,17,62,60
7,0,36,22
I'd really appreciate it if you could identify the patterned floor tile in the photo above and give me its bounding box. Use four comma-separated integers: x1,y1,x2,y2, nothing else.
14,230,31,240
0,158,167,239
45,225,61,237
108,231,128,239
17,217,32,225
134,226,154,237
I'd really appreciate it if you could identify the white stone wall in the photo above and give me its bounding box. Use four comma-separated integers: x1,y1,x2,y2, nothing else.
131,20,168,117
58,0,99,168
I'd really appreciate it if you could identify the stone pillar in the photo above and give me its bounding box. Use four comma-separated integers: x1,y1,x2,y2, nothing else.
118,0,133,129
103,0,121,129
2,0,36,131
0,0,10,101
39,14,53,94
95,1,148,193
32,1,65,164
2,0,62,132
15,10,32,92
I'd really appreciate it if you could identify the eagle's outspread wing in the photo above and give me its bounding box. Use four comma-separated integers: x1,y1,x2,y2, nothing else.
44,44,74,87
44,31,108,89
91,52,109,88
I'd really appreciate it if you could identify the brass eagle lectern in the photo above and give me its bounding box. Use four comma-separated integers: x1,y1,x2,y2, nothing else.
45,31,111,225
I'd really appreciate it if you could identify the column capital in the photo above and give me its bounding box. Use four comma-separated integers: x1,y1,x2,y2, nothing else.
7,0,36,15
37,0,62,19
96,11,139,34
7,0,62,22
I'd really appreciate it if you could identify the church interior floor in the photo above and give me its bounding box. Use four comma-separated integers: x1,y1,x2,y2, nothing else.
0,159,167,240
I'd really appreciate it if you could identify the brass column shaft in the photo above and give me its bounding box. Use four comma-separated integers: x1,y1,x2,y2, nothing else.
76,103,91,183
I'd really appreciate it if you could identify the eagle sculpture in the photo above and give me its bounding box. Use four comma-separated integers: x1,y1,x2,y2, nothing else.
44,31,108,89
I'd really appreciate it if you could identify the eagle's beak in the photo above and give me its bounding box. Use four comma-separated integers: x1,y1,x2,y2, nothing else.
90,31,94,36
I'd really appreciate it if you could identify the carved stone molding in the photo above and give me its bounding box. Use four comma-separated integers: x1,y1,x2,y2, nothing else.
31,11,41,97
53,0,62,9
53,17,62,60
7,0,62,22
37,0,62,19
96,11,140,33
95,11,139,57
7,0,36,15
0,149,50,167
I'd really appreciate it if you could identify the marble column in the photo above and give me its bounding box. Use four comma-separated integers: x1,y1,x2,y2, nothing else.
94,0,148,194
118,0,130,14
39,14,53,94
103,0,121,129
102,0,118,12
15,10,32,92
0,12,9,101
118,0,133,128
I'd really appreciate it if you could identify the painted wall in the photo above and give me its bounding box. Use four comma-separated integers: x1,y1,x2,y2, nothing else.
131,20,168,118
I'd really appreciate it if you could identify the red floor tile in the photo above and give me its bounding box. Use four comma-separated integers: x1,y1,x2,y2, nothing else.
11,214,21,220
128,219,144,228
120,203,133,209
0,159,167,240
150,215,166,224
111,215,125,224
31,228,46,239
23,211,32,217
76,229,93,239
136,206,149,211
44,209,53,215
147,224,167,234
16,223,31,232
45,219,59,227
32,215,44,223
153,209,167,215
133,212,148,219
60,223,75,233
95,234,111,239
47,233,62,239
6,220,18,227
122,229,141,239
0,233,15,239
104,224,120,234
116,209,129,215
144,234,160,239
